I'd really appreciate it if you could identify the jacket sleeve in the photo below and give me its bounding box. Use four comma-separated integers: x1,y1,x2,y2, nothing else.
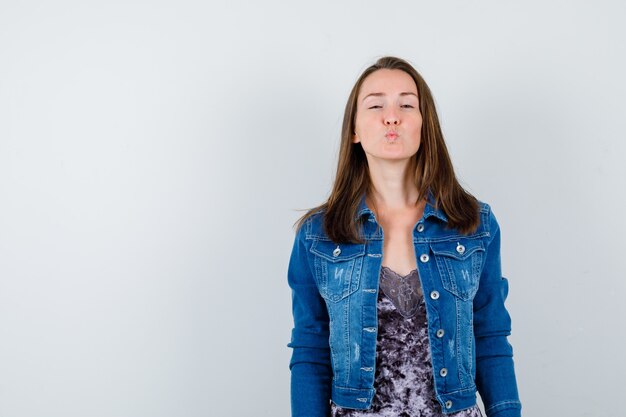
473,205,523,417
287,220,332,417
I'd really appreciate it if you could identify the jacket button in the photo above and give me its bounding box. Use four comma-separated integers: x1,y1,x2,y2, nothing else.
420,254,429,262
333,246,341,257
440,368,448,377
436,329,445,337
445,400,453,409
456,243,465,254
416,223,424,232
430,290,439,300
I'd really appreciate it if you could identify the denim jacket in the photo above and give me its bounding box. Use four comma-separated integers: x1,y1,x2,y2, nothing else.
287,190,522,417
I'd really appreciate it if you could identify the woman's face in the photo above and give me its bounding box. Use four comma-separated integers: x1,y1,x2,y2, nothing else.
353,69,422,161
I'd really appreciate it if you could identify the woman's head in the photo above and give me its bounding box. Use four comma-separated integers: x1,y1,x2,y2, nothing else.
352,68,423,165
295,56,479,242
340,56,450,197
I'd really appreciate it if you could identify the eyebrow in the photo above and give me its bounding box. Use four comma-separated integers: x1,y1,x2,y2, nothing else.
361,92,418,102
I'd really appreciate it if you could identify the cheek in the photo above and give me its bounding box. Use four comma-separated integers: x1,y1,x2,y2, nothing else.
412,115,423,131
354,112,366,130
355,116,376,134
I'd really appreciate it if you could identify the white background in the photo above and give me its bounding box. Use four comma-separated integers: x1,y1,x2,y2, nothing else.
1,1,625,416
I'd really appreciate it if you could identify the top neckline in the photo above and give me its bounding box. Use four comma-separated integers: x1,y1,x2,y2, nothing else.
381,265,418,279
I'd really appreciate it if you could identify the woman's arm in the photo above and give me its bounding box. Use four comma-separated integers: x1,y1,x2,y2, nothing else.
473,206,523,417
287,221,332,417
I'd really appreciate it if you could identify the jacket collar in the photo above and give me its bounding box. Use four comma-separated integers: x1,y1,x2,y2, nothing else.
355,188,448,223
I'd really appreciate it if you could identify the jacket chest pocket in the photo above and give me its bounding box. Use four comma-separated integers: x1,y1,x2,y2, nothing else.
430,238,485,300
310,239,365,302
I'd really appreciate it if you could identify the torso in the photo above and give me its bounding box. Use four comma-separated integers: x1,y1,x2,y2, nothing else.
331,196,485,417
372,196,427,277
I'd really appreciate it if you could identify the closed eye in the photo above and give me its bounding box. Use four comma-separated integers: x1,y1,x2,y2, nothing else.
368,105,415,109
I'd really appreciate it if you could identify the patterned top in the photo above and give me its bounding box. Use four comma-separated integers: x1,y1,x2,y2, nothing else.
330,266,483,417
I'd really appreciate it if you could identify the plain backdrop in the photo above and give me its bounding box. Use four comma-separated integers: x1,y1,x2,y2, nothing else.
1,1,625,416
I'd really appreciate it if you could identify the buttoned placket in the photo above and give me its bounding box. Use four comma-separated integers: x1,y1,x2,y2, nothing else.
416,221,453,410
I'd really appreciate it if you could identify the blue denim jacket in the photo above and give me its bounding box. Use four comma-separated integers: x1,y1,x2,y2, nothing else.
287,190,522,417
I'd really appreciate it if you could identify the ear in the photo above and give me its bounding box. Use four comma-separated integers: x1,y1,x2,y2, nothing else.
352,131,360,144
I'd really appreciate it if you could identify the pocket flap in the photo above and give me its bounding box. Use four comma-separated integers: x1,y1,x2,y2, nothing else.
429,238,485,260
310,240,366,262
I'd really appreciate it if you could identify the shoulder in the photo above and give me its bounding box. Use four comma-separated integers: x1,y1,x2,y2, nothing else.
300,209,329,241
294,209,326,243
475,199,502,242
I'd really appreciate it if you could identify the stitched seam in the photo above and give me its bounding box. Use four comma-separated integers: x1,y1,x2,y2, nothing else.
485,400,522,412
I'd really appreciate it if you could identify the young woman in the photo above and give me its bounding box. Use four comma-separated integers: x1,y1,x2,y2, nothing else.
287,56,522,417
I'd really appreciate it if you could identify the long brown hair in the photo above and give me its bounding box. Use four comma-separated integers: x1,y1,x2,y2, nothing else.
293,56,480,243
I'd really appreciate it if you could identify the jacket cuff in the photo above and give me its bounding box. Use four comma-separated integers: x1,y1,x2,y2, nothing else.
485,399,522,417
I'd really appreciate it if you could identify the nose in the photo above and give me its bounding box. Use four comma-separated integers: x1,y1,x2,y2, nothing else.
384,109,399,125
